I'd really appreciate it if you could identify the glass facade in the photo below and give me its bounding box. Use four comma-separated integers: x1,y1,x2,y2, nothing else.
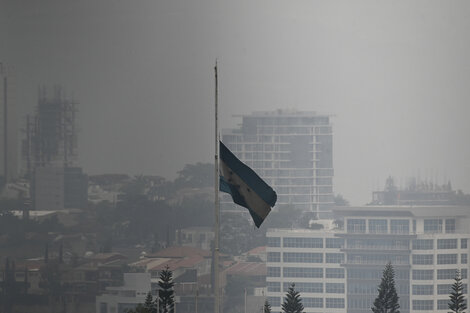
283,267,323,278
437,239,458,249
412,300,433,310
412,270,433,280
391,219,409,234
266,211,470,313
283,237,323,248
283,252,323,263
424,219,443,233
347,219,366,233
283,282,322,293
369,219,387,234
412,239,433,250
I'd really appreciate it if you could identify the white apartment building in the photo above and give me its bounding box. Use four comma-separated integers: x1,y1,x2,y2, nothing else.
266,223,346,313
266,206,470,313
222,110,334,217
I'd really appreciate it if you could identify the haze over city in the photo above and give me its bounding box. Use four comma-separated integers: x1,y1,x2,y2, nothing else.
4,2,470,313
2,0,470,205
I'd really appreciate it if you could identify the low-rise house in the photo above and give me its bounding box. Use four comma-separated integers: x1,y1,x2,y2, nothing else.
96,272,151,313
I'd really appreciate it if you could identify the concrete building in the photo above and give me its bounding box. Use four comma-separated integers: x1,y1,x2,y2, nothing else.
0,63,18,185
33,166,88,210
266,225,346,313
371,176,455,206
176,226,214,251
96,273,151,313
222,109,334,218
266,206,470,313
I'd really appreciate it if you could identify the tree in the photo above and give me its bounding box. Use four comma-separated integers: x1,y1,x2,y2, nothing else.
124,292,155,313
372,262,400,313
449,270,467,313
124,304,150,313
282,283,304,313
157,266,175,313
144,292,156,313
334,194,349,206
263,299,272,313
174,163,213,188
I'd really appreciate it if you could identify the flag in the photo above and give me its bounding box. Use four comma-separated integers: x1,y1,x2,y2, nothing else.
219,141,277,227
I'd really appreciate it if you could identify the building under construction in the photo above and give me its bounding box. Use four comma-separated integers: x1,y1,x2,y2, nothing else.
23,86,87,210
23,86,78,173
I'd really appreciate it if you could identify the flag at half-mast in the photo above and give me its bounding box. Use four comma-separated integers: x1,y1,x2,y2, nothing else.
219,141,277,228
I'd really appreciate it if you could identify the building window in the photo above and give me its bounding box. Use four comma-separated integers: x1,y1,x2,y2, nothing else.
100,303,107,313
391,220,409,234
412,270,433,280
283,267,323,278
462,254,468,264
369,219,387,234
326,238,343,248
347,282,378,295
437,269,458,280
267,267,280,277
439,283,466,294
347,219,366,233
437,284,453,295
267,297,281,307
424,219,443,233
412,300,433,310
437,239,458,249
325,268,344,278
462,239,468,249
446,219,456,233
437,299,449,310
267,282,281,292
267,237,280,247
303,298,323,308
413,239,433,250
437,254,458,265
267,252,281,262
462,269,468,279
283,252,323,263
326,253,344,264
325,298,345,309
412,254,433,265
283,237,323,248
412,285,433,295
283,282,322,293
326,283,345,293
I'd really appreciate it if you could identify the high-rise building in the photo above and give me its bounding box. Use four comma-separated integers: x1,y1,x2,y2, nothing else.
0,63,18,185
221,110,334,217
266,206,470,313
23,86,88,210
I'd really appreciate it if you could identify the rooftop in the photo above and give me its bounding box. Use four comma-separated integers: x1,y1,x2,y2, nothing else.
146,246,211,259
224,262,266,276
333,205,470,218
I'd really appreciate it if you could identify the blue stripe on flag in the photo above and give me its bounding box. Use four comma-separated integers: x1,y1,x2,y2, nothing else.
219,176,265,228
220,142,277,207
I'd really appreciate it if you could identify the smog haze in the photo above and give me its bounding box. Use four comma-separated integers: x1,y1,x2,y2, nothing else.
2,0,470,205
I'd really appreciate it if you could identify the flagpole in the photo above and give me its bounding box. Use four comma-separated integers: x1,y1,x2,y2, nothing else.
214,60,220,313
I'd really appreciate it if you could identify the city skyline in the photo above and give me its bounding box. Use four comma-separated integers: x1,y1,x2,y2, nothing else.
2,1,470,206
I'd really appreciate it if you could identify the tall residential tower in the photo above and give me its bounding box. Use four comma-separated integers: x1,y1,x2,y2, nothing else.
221,110,334,217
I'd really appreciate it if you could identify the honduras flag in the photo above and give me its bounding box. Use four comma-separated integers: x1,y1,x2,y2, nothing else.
219,141,277,228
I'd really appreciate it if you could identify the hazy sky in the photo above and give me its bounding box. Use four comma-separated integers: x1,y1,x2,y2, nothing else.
2,0,470,205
